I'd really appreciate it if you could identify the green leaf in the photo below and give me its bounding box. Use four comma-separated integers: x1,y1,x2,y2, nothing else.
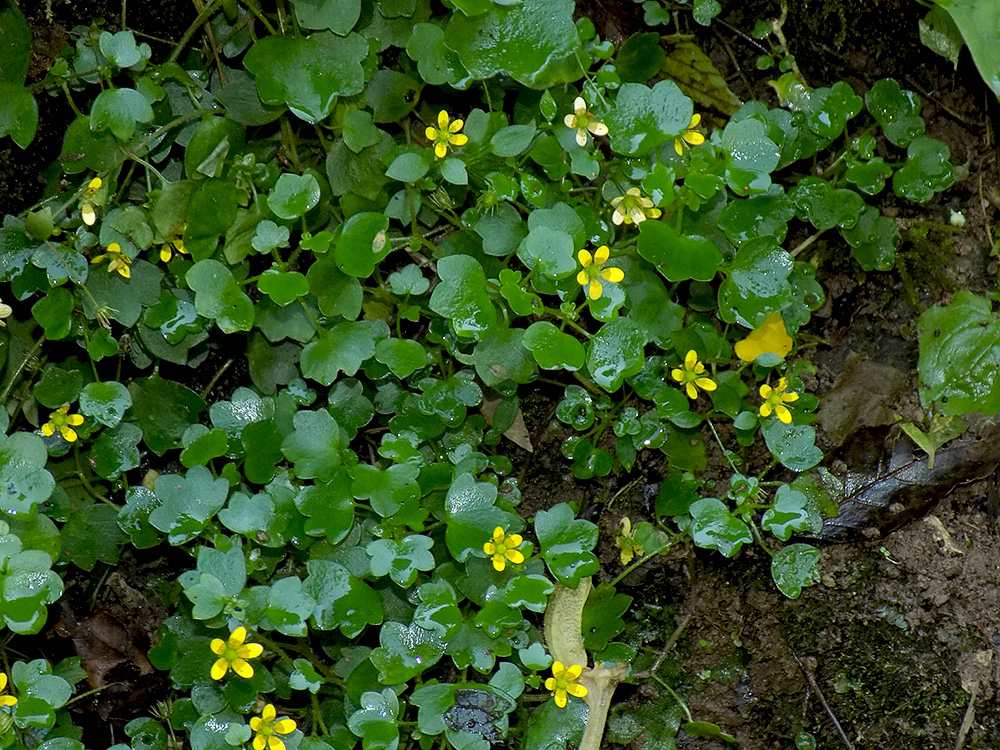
265,576,316,636
31,287,75,340
428,255,496,340
842,205,899,272
936,0,1000,97
523,695,586,750
348,689,400,750
761,419,823,471
446,0,583,89
258,270,309,306
267,173,321,220
518,226,576,279
99,30,150,69
605,80,692,157
351,463,420,518
0,2,31,84
688,497,752,557
722,117,780,192
293,0,361,33
770,543,821,599
792,176,864,231
919,6,963,69
148,466,229,545
637,220,722,281
128,375,205,456
616,32,666,82
304,558,382,636
582,582,632,652
89,88,154,140
367,534,435,587
385,150,431,182
186,259,255,333
281,409,342,480
918,290,1000,416
586,317,649,391
413,579,462,639
180,426,229,468
761,483,822,541
334,212,391,277
491,123,537,157
534,503,599,586
300,321,378,385
61,504,128,571
718,192,794,245
370,621,445,684
92,422,142,480
439,156,468,185
865,78,925,147
116,486,162,549
79,380,132,427
295,479,354,543
0,83,37,148
84,259,163,327
845,157,891,196
375,338,429,379
363,69,421,123
342,109,380,153
0,432,54,516
472,327,536,386
405,23,467,87
34,367,84,409
184,179,239,259
892,135,953,203
12,660,71,729
717,237,794,328
444,473,520,563
244,32,367,123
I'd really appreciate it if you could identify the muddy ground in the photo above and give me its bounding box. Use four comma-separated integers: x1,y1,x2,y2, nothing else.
5,0,1000,748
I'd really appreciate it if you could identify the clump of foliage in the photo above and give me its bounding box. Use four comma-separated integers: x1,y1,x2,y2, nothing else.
0,0,994,748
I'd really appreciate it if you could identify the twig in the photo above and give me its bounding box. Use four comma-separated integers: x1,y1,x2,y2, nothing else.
790,651,855,750
953,684,977,750
790,227,829,258
633,613,692,679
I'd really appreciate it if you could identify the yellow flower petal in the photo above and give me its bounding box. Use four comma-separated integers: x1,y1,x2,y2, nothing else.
250,718,263,732
564,114,577,129
448,118,464,133
573,97,586,114
437,110,449,129
566,683,588,698
544,677,557,691
776,404,792,423
88,177,103,191
449,133,468,146
492,527,505,542
552,661,565,677
507,533,523,547
689,113,701,128
588,279,602,300
594,245,610,264
262,704,276,721
0,695,16,707
565,664,583,679
491,556,506,572
759,402,773,418
483,541,496,555
211,658,229,680
274,719,297,734
267,738,286,750
759,384,773,399
232,658,254,679
239,642,264,659
82,204,97,226
589,121,608,137
684,131,705,146
425,126,438,141
670,368,683,383
60,426,79,442
67,414,84,426
734,312,793,362
601,267,624,282
685,383,698,400
230,627,247,646
554,690,567,708
434,141,448,158
505,549,525,564
674,138,684,156
253,737,267,750
575,129,588,147
695,377,717,391
684,350,698,369
578,249,593,267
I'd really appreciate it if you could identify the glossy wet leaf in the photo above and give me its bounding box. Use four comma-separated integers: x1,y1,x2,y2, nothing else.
370,621,445,684
281,409,343,480
605,79,692,156
792,176,864,231
845,157,891,195
722,117,780,191
522,321,585,371
92,422,142,480
348,689,400,750
761,420,823,471
471,327,536,386
334,212,391,277
186,259,254,334
300,321,378,385
587,318,648,392
770,543,821,599
429,255,496,340
0,432,54,517
918,290,1000,416
413,579,462,639
367,534,435,588
445,473,520,563
0,3,31,85
244,32,367,122
61,504,128,571
718,192,794,245
919,6,963,69
717,237,794,328
865,78,924,147
688,498,752,557
761,483,822,540
637,220,722,281
11,660,71,728
148,466,229,545
129,375,205,456
79,380,132,427
842,205,899,271
534,503,598,586
268,173,321,220
446,0,583,88
893,135,954,203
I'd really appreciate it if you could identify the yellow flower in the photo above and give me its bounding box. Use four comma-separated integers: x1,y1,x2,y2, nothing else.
674,113,705,155
92,242,132,279
734,312,793,363
563,96,608,147
483,526,525,572
425,110,469,159
671,350,717,400
0,674,17,708
615,516,644,566
250,704,296,750
160,237,189,263
209,626,264,680
80,177,102,226
759,377,800,424
41,403,85,443
544,661,588,708
610,187,661,226
576,245,624,301
0,300,11,328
